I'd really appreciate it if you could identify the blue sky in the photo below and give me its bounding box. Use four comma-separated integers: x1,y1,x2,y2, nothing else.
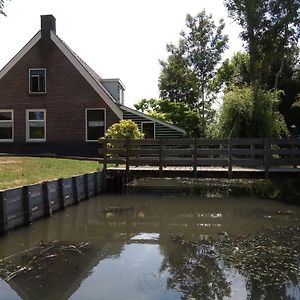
0,0,243,107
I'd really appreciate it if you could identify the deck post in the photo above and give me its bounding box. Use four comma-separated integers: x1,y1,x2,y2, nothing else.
193,138,197,178
102,140,108,172
228,138,233,178
264,138,270,179
23,186,32,225
126,139,130,180
72,176,80,204
292,139,297,168
93,172,98,195
159,139,163,177
58,178,66,208
0,191,8,235
42,181,52,216
84,174,89,200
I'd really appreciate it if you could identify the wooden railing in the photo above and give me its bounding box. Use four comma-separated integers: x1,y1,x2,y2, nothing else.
99,138,300,178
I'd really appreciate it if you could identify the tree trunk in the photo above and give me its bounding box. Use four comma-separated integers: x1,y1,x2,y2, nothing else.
274,56,284,90
201,85,205,138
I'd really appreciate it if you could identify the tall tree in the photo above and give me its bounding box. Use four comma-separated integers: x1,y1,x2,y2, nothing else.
159,53,200,107
224,0,300,88
214,51,250,90
159,10,228,137
224,0,300,136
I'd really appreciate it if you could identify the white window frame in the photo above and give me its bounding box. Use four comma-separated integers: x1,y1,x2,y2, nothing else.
0,109,14,143
26,109,46,142
29,68,47,94
85,108,106,142
141,121,155,139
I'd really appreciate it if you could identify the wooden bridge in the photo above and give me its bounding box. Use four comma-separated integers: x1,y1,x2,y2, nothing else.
99,138,300,179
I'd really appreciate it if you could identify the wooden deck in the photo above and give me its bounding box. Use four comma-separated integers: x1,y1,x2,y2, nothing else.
99,138,300,179
107,165,300,179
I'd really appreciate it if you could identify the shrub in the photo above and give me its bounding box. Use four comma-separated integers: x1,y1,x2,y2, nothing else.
104,120,144,140
216,86,288,138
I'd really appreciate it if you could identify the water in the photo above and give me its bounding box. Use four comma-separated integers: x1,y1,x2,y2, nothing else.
0,194,300,300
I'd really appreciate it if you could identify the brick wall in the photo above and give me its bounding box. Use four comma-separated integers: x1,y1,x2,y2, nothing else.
0,32,120,157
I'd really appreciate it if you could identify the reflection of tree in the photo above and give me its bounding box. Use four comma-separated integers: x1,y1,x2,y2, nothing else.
160,226,300,300
0,240,125,300
160,235,231,300
215,226,300,300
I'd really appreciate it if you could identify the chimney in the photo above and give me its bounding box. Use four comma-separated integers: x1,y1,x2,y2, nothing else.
41,15,56,38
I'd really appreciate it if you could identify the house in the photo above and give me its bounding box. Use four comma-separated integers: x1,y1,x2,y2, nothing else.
0,15,185,157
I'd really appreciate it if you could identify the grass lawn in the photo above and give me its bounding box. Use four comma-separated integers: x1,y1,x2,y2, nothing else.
0,156,100,190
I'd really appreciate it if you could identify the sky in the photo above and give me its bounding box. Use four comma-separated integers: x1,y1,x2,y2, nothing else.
0,0,244,108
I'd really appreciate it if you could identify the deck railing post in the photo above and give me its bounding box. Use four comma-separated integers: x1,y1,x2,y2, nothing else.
126,139,130,180
159,139,163,177
292,138,296,168
264,138,270,178
228,138,233,178
0,191,8,235
193,138,197,178
102,140,108,172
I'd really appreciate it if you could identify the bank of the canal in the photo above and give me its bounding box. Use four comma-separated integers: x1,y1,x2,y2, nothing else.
0,194,299,300
126,177,300,205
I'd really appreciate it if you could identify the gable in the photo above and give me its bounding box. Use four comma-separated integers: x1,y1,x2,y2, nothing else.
0,30,122,119
0,32,41,80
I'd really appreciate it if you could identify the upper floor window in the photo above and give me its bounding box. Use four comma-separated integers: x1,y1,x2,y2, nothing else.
29,69,46,94
86,109,105,142
26,109,46,142
0,110,13,142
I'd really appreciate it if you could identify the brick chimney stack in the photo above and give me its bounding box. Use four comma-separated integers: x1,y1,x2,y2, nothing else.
41,15,56,39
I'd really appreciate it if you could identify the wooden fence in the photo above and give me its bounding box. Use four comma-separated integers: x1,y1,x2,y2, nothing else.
99,138,300,178
0,172,103,235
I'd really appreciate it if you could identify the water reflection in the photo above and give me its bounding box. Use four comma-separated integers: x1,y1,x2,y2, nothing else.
0,195,299,299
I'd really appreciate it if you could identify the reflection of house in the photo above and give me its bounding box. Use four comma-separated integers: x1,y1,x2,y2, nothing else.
5,241,124,300
0,15,186,157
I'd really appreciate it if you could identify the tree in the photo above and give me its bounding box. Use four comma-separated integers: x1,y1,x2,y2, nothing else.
104,120,144,140
224,0,300,88
216,86,288,138
159,10,228,137
214,51,250,90
134,98,201,136
216,50,300,133
159,52,200,107
224,0,300,136
0,0,8,16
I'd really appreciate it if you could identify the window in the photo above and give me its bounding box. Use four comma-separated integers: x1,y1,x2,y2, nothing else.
86,109,105,141
29,69,46,94
0,110,13,142
118,88,124,104
26,110,46,142
141,122,155,139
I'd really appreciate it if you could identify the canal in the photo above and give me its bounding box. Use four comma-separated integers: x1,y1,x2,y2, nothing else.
0,193,299,299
